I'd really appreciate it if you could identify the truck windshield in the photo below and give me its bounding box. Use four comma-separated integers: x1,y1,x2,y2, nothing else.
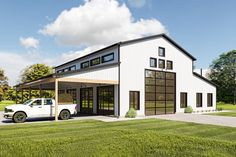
23,99,33,105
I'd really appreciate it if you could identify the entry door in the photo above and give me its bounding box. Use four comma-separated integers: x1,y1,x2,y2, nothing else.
97,86,114,115
80,88,93,114
145,70,176,115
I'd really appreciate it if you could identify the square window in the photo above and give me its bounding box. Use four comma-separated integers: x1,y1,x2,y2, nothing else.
69,65,76,71
159,47,165,57
167,60,173,70
102,53,114,63
81,61,89,69
150,58,157,67
158,59,165,69
90,57,100,66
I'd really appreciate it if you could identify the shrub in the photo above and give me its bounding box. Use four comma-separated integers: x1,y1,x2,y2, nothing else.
217,107,223,111
125,108,137,118
184,106,193,113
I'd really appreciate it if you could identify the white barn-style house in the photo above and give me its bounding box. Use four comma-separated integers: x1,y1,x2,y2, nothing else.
16,34,216,118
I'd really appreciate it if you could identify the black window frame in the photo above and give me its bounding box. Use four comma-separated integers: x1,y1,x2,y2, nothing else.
150,57,157,68
102,53,114,63
207,93,213,107
196,93,202,107
167,60,173,70
64,68,69,72
69,65,76,71
57,70,63,73
158,47,165,57
158,59,165,69
129,91,140,110
90,57,101,66
180,92,187,108
81,61,90,69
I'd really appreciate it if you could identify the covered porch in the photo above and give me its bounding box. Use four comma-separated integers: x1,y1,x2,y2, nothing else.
15,74,119,121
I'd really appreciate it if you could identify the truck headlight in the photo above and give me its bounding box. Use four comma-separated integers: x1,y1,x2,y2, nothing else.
4,108,14,113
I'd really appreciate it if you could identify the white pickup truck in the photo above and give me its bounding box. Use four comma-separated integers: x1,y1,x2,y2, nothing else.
3,98,77,123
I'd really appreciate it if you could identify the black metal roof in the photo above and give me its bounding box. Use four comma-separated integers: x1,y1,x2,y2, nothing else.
193,72,217,87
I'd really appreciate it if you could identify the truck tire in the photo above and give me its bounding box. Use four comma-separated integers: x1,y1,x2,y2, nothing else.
59,110,70,120
13,112,27,123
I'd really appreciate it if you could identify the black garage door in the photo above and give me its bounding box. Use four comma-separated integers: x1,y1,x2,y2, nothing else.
145,70,176,115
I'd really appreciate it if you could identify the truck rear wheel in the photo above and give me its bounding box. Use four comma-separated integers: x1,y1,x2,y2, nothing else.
13,112,26,123
59,110,70,120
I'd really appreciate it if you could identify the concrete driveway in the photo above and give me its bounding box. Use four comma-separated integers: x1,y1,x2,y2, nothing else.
1,111,236,127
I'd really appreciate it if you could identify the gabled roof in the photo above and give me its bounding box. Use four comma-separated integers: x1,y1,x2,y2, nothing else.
120,33,196,61
55,33,196,69
193,72,217,87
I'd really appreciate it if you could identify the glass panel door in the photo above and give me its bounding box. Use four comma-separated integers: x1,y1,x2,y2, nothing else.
97,86,114,115
80,88,93,114
145,70,176,115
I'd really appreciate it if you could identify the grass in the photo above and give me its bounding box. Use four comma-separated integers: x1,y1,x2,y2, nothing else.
217,102,236,111
206,102,236,117
0,119,236,157
0,100,15,111
207,112,236,117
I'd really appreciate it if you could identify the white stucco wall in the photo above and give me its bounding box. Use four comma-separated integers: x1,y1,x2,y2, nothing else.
119,37,216,117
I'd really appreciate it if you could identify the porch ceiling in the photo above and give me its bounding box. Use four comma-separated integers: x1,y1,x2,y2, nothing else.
15,76,118,90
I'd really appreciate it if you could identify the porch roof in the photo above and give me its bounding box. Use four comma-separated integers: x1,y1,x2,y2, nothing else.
15,74,118,90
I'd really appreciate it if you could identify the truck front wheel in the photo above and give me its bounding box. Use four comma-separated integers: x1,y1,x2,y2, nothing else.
59,110,70,120
13,112,27,123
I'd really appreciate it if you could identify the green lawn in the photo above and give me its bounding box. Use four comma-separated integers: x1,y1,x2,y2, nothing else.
0,100,15,111
206,102,236,117
0,119,236,157
207,112,236,117
217,102,236,111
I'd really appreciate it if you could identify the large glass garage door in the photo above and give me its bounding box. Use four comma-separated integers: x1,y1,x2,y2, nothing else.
145,70,176,115
97,86,114,115
80,88,93,114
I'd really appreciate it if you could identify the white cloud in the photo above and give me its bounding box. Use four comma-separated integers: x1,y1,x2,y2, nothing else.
39,0,167,47
19,37,39,49
60,45,105,63
0,51,56,86
128,0,146,8
0,52,33,86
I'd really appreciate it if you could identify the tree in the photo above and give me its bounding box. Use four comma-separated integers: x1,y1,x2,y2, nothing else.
19,64,54,102
0,68,9,101
208,50,236,103
20,64,53,83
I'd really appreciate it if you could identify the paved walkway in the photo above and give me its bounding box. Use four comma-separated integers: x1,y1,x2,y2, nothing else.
1,111,236,127
155,113,236,127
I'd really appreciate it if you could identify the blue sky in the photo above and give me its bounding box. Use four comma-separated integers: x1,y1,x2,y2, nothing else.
0,0,235,85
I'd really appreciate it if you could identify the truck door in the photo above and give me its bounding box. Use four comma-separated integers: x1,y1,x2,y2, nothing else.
42,99,54,117
30,99,45,117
